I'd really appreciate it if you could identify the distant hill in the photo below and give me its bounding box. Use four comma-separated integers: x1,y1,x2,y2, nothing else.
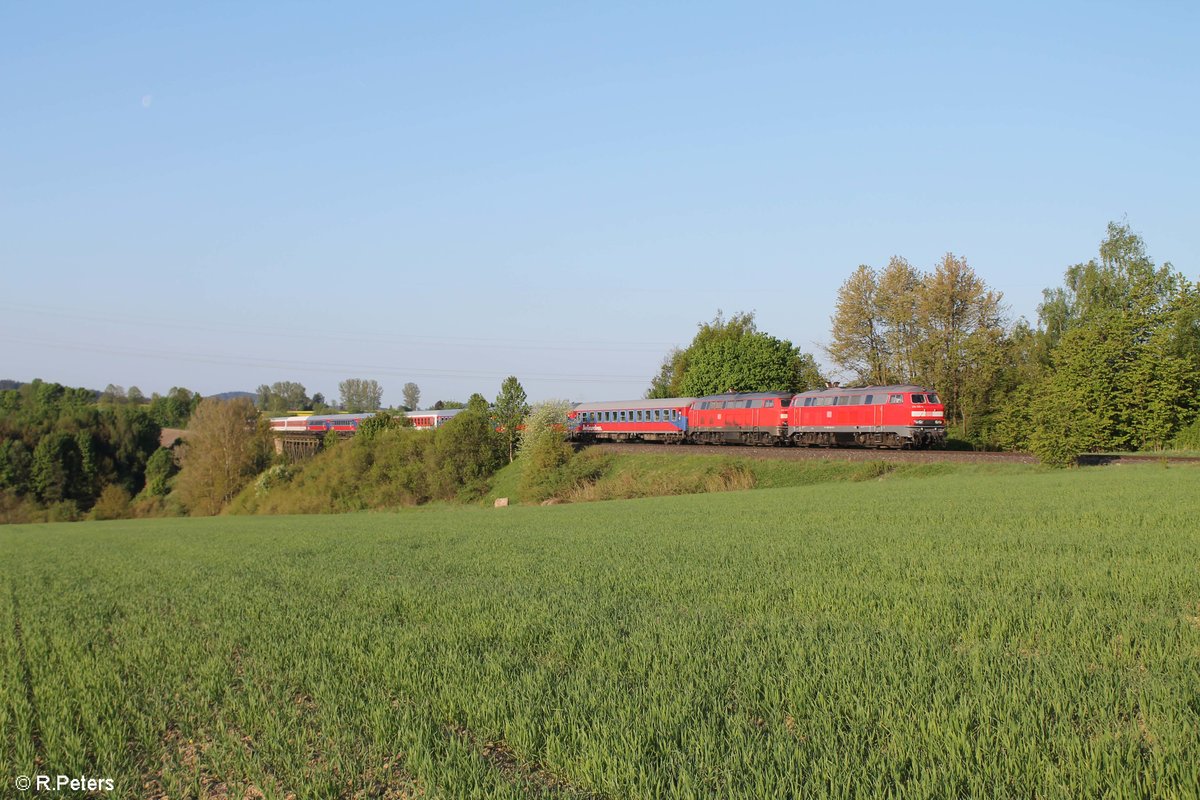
1,379,25,391
208,391,257,401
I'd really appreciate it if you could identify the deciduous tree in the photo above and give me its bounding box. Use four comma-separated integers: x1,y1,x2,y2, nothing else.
339,378,383,412
649,311,823,398
493,376,529,463
402,382,421,411
517,400,574,501
1017,222,1200,462
828,256,1008,434
827,266,888,385
175,397,271,515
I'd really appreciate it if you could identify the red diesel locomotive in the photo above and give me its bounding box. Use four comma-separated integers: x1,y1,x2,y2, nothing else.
568,385,945,449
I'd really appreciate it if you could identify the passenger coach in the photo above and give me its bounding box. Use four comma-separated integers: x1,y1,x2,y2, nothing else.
569,398,693,443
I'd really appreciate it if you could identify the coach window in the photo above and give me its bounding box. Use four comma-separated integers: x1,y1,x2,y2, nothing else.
889,394,903,404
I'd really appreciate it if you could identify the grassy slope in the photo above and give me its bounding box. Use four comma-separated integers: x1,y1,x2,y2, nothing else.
485,449,1036,505
3,466,1199,798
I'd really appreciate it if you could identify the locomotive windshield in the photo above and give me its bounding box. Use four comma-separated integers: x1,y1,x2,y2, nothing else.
911,394,926,404
927,393,940,404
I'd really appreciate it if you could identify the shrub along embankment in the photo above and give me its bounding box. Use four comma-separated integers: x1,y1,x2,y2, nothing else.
229,406,505,515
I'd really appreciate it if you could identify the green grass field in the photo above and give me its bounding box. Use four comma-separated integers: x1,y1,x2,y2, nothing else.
3,465,1199,798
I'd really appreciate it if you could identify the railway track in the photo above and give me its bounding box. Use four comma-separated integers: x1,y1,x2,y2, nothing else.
586,443,1200,466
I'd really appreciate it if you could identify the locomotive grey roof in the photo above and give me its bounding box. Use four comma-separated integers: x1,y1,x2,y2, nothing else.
794,384,935,397
692,390,793,403
572,397,695,412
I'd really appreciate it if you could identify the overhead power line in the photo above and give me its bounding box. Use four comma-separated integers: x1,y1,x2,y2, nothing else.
1,333,655,386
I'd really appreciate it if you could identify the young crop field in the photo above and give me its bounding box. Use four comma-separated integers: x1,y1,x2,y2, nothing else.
3,466,1199,798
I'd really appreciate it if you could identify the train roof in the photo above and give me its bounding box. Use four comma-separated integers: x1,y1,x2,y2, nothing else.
572,397,695,412
409,408,463,418
692,390,793,403
794,384,936,397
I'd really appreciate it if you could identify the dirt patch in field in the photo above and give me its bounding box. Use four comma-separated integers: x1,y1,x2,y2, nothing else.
449,724,601,798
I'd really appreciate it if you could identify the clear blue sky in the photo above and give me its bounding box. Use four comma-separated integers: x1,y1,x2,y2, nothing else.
3,2,1196,405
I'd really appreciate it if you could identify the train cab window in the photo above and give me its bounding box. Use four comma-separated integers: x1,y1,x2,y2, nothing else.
927,393,940,404
889,394,903,404
911,394,926,404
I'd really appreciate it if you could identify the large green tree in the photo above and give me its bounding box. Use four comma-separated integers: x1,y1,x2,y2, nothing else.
174,397,272,515
432,393,504,497
148,387,201,428
256,381,310,414
493,376,529,463
827,255,1008,434
338,378,383,412
648,311,823,398
402,382,421,411
1002,222,1200,463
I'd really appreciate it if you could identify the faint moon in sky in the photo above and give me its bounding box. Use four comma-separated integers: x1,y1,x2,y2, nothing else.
141,94,153,108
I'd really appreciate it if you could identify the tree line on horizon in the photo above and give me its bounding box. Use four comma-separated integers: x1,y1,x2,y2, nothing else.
641,221,1199,464
822,221,1200,463
3,219,1198,522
